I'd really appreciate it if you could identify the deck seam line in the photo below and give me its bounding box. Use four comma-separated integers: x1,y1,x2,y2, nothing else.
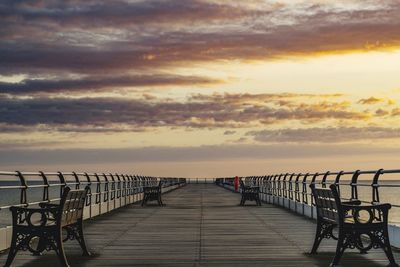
197,185,204,264
97,207,160,251
247,207,306,253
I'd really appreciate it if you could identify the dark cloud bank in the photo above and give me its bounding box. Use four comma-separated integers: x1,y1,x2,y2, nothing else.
0,75,221,94
0,94,367,130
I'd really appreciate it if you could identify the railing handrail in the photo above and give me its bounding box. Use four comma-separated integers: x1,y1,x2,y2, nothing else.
0,171,187,211
215,168,400,224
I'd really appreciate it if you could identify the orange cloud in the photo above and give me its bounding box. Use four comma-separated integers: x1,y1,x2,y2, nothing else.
358,97,384,105
391,108,400,116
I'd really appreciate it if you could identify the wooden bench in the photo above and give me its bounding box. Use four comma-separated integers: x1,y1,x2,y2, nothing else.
310,184,398,267
239,180,261,206
4,186,91,267
141,180,164,206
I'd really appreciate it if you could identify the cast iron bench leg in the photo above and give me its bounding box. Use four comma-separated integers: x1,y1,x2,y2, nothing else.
382,228,399,267
330,232,346,267
55,232,70,267
141,195,147,206
3,233,19,267
67,222,91,256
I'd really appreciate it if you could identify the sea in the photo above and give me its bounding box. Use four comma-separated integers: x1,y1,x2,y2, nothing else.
0,180,94,228
1,180,400,227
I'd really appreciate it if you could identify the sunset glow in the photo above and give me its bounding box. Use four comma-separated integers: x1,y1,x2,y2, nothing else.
1,0,400,176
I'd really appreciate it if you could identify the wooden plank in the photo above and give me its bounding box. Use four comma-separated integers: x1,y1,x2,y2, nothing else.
0,184,396,267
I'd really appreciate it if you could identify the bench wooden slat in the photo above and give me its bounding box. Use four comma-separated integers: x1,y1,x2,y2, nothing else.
239,180,261,206
4,186,92,267
309,184,397,267
142,180,164,206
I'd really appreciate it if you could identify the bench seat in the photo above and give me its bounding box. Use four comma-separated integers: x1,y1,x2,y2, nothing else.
309,184,398,267
4,186,91,267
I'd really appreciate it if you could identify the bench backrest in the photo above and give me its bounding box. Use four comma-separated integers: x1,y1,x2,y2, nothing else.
310,184,342,224
59,186,89,227
143,180,162,193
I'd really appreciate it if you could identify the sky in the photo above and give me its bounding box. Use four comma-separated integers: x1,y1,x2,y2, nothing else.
1,0,400,177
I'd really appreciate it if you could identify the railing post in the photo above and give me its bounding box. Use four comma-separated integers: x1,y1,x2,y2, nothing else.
288,173,295,200
333,171,343,196
309,173,320,218
110,173,116,201
272,175,277,198
277,174,283,197
350,170,361,201
372,169,384,204
116,174,122,206
295,173,301,203
94,173,101,205
310,172,321,206
72,171,80,189
282,173,288,199
58,171,66,198
109,173,116,210
321,171,330,188
302,173,310,205
103,173,109,204
126,175,133,203
266,175,272,198
84,172,92,218
16,171,28,207
121,174,127,204
39,171,49,202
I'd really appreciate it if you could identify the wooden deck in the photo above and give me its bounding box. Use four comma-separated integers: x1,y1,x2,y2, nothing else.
1,184,399,267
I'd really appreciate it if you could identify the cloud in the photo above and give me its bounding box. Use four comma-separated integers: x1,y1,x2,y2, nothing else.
391,108,400,116
0,74,222,94
0,93,369,131
190,92,343,104
375,108,389,116
223,130,236,135
358,96,384,105
1,1,400,75
246,127,400,143
0,0,266,29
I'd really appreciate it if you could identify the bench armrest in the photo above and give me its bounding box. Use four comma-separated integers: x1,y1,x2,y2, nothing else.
342,203,391,211
10,206,59,226
39,202,60,208
341,203,391,224
10,206,59,213
342,200,361,205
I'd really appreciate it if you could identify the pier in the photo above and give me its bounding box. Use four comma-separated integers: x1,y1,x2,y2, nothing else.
1,181,400,267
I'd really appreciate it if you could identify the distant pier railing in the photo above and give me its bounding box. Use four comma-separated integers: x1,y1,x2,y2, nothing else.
0,171,186,251
186,178,216,184
216,168,400,247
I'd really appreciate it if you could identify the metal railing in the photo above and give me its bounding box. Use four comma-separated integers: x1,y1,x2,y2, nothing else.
215,168,400,247
0,171,186,251
186,178,216,184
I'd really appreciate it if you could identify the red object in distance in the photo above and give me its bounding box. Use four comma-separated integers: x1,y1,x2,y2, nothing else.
234,176,239,191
